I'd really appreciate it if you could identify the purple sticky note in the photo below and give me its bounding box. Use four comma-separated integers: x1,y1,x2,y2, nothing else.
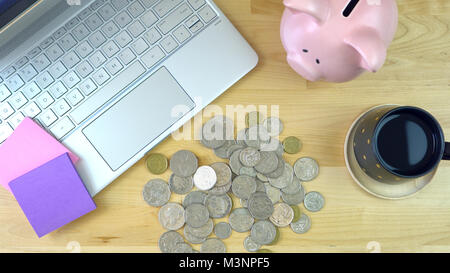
9,153,96,238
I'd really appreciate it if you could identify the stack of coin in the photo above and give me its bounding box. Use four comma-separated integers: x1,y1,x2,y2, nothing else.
143,113,325,253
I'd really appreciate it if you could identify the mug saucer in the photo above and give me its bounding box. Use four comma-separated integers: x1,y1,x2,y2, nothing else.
344,105,436,200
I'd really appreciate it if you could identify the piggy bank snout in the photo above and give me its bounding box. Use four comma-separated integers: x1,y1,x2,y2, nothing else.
287,53,321,82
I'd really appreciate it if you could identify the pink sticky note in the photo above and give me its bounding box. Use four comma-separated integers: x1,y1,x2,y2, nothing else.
0,118,79,191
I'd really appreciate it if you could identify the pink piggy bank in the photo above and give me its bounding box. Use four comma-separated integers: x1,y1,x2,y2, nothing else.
281,0,398,82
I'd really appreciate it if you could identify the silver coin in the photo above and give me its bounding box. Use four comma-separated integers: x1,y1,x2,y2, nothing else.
226,143,245,158
211,162,232,187
193,166,217,190
158,202,185,230
236,128,248,146
254,151,279,174
294,157,319,182
247,192,274,220
266,155,285,179
245,126,270,149
205,193,232,218
173,242,194,253
214,140,237,159
229,149,244,175
143,179,171,207
250,220,277,245
170,150,198,177
214,222,232,239
208,180,232,195
200,238,226,253
281,185,305,205
185,203,210,228
185,218,214,238
263,117,284,137
169,174,193,195
239,166,256,177
183,228,206,244
255,179,266,192
239,147,261,167
256,172,269,182
268,163,293,189
260,138,284,157
183,191,207,207
269,202,294,227
240,198,248,208
281,176,302,195
201,116,234,148
264,183,281,204
229,208,255,233
158,231,184,253
304,191,325,212
244,236,261,252
290,213,311,234
232,175,257,199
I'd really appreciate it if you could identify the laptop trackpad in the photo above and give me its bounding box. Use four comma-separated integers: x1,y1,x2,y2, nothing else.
83,67,195,171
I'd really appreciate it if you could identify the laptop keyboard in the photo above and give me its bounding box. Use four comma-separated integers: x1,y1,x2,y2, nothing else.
0,0,217,143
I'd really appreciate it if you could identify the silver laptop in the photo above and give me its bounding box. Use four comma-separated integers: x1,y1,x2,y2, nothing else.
0,0,258,196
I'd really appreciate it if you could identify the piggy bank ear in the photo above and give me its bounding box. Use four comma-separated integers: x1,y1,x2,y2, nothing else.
283,0,330,23
345,28,387,72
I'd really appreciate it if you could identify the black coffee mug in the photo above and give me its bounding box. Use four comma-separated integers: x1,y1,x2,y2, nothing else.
353,106,450,184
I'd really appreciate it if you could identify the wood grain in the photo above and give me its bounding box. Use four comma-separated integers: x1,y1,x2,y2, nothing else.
1,0,450,253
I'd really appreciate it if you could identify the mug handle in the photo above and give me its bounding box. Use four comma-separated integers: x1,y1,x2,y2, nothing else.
443,142,450,160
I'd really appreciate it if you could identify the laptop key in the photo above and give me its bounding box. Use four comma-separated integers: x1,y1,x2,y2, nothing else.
37,92,55,109
128,20,145,37
14,57,29,69
63,71,81,88
115,30,133,47
85,13,104,31
47,44,65,61
115,10,133,28
143,28,162,45
79,79,97,96
76,61,94,78
49,61,68,79
173,25,191,43
9,112,25,129
50,116,75,139
141,0,159,8
160,35,178,53
98,3,117,21
72,23,90,41
49,82,68,99
66,89,84,106
78,7,93,20
190,20,203,33
65,17,80,30
118,48,136,65
102,41,120,57
40,37,54,49
0,123,13,143
198,5,217,23
23,82,41,99
5,74,25,92
70,61,146,124
32,54,51,72
141,10,158,28
131,38,149,55
112,0,129,11
23,102,41,118
19,64,38,82
158,4,193,35
0,66,15,79
59,34,78,51
40,109,58,127
102,21,120,38
62,51,81,69
128,1,145,17
53,99,71,116
53,27,67,40
27,47,42,60
0,102,14,119
89,31,107,48
92,68,110,86
0,85,12,102
10,92,28,109
76,41,94,58
89,51,107,68
154,0,184,18
35,72,54,89
141,45,165,68
105,58,124,75
188,0,206,10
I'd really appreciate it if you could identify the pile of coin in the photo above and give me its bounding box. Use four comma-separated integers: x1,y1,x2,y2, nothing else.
143,113,324,253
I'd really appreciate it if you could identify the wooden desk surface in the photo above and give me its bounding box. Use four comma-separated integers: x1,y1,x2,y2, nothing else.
1,0,450,253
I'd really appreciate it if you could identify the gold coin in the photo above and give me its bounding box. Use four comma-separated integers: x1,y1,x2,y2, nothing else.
245,111,264,127
146,153,168,174
282,136,302,154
